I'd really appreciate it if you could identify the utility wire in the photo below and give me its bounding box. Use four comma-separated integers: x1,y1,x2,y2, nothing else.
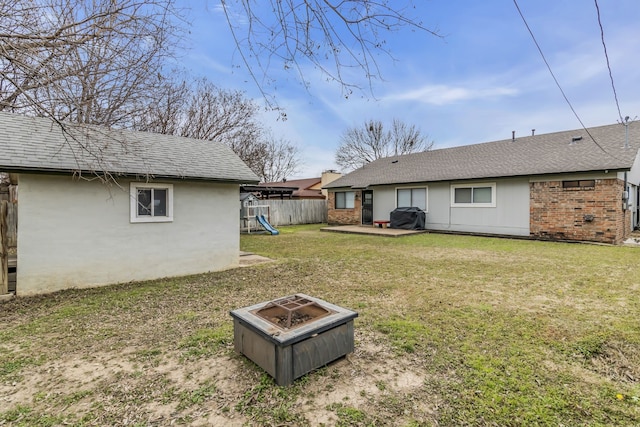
512,0,612,156
594,0,624,123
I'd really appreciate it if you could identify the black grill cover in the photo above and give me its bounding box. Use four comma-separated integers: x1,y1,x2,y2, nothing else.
390,207,425,230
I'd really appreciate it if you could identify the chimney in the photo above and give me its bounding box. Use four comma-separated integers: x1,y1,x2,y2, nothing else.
532,129,535,136
320,170,343,197
512,130,515,142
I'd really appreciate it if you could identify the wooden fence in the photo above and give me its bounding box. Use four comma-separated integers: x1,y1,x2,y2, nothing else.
6,202,16,248
0,187,16,248
1,200,7,294
262,199,327,226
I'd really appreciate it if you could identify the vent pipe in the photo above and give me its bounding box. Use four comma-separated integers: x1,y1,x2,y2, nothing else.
512,130,515,142
624,116,630,149
532,129,535,136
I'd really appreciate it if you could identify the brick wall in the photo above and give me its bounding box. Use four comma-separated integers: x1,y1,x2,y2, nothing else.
530,179,629,244
327,191,361,225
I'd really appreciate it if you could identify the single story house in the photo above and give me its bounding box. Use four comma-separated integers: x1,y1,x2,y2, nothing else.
324,123,640,244
0,112,259,295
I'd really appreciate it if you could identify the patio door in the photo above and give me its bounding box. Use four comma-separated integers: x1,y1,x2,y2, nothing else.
362,190,373,225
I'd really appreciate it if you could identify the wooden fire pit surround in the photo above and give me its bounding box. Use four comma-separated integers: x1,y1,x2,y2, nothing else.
230,294,358,386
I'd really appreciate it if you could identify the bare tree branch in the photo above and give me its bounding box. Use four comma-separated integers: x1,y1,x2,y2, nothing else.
335,118,433,171
259,134,302,182
219,0,442,107
134,78,301,182
0,0,184,127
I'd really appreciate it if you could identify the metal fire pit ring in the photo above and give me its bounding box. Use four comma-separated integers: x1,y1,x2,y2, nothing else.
252,295,334,329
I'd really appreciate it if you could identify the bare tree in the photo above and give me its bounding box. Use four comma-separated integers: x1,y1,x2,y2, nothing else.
0,0,183,127
258,134,301,183
135,78,262,145
133,79,189,136
135,78,301,182
335,119,433,171
219,1,441,106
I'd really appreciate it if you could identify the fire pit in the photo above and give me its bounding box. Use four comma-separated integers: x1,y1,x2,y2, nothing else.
230,294,358,386
252,295,334,329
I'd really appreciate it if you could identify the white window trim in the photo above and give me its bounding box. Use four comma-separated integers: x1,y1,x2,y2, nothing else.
130,182,174,223
395,186,428,212
450,183,496,208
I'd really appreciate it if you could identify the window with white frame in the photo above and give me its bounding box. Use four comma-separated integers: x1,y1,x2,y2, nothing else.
451,183,496,207
335,191,355,209
130,182,174,223
396,187,427,210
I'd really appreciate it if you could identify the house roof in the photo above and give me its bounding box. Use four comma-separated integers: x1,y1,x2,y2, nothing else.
0,112,260,183
259,177,324,198
325,122,640,189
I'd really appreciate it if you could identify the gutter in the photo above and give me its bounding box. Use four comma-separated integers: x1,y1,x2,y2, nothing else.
0,166,260,185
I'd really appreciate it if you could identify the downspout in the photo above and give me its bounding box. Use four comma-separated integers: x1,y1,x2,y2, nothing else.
622,116,630,236
624,171,629,239
624,172,628,208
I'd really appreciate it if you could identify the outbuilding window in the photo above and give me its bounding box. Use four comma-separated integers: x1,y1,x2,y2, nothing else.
335,191,355,209
451,183,496,207
130,182,174,223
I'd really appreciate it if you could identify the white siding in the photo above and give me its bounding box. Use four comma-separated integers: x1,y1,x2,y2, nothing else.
433,179,529,235
627,150,640,186
17,174,239,295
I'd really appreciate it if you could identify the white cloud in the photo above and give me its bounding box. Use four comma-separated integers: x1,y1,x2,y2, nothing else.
188,53,232,75
387,84,519,105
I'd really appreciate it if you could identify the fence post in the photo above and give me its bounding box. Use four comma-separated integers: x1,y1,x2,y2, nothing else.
0,200,8,295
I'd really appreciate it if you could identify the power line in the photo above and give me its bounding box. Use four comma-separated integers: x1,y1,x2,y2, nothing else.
512,0,612,156
594,0,624,123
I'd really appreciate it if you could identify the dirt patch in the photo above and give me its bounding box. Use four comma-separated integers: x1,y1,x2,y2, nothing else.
0,330,437,426
297,336,434,426
1,349,252,425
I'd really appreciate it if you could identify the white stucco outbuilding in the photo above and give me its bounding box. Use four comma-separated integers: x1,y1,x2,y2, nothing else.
0,112,260,295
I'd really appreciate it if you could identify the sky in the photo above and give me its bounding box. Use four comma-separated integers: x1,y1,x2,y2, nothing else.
174,1,640,180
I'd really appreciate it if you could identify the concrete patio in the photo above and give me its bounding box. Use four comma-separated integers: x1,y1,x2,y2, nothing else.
321,225,428,237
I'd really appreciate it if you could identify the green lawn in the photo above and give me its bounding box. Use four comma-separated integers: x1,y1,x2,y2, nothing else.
1,224,639,426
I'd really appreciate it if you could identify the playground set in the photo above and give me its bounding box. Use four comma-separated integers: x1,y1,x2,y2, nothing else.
240,194,279,235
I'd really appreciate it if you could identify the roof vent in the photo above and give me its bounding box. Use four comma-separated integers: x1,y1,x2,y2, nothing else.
391,160,398,164
571,136,583,144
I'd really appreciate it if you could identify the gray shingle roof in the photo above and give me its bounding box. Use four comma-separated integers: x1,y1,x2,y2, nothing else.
325,122,640,189
0,112,260,183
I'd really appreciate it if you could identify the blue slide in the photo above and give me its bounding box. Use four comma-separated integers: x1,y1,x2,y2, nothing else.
256,214,279,235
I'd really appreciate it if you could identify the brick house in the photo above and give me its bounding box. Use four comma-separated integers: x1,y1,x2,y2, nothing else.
324,123,640,244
